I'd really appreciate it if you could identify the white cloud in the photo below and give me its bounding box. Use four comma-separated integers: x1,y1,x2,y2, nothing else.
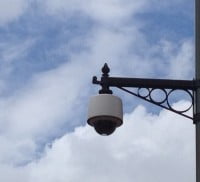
0,0,195,181
0,60,93,164
168,39,194,79
43,0,148,24
83,26,194,79
0,3,194,169
34,0,194,80
0,0,28,25
0,38,35,94
0,164,29,182
41,0,192,26
24,102,195,182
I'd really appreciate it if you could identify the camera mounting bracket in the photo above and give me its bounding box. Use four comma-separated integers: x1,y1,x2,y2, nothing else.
92,63,200,123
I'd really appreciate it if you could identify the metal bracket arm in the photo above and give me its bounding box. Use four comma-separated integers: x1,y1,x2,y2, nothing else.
92,63,200,122
93,76,197,90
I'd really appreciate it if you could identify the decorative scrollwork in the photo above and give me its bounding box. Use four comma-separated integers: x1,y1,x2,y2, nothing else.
149,88,168,104
166,89,193,113
118,87,194,120
138,88,150,98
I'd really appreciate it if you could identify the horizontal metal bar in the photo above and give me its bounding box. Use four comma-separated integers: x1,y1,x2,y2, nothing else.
101,77,197,90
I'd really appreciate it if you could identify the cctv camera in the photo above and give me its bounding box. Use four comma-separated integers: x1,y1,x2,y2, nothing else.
87,94,123,136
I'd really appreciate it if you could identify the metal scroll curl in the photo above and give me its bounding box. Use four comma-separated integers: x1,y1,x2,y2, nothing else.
149,88,168,104
166,89,193,113
118,87,194,120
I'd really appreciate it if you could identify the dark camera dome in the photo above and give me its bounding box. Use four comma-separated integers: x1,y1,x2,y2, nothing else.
94,120,116,136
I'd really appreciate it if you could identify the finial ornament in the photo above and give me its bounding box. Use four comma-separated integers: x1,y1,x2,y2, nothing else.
102,63,110,77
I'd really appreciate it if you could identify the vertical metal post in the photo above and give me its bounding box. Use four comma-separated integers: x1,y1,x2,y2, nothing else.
196,0,200,181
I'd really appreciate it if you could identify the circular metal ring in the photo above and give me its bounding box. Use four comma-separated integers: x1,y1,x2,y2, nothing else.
166,89,193,113
149,88,168,104
138,88,150,98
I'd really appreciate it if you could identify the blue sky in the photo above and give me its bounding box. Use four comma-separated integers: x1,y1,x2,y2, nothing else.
0,0,196,181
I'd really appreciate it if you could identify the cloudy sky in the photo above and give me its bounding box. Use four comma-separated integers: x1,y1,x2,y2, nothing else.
0,0,196,181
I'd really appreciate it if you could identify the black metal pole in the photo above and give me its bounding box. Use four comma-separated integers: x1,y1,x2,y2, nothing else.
196,0,200,181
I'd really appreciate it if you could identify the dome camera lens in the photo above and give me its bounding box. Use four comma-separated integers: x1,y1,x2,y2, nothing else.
94,120,116,136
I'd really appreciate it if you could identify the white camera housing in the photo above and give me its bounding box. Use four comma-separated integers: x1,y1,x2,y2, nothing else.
87,94,123,135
